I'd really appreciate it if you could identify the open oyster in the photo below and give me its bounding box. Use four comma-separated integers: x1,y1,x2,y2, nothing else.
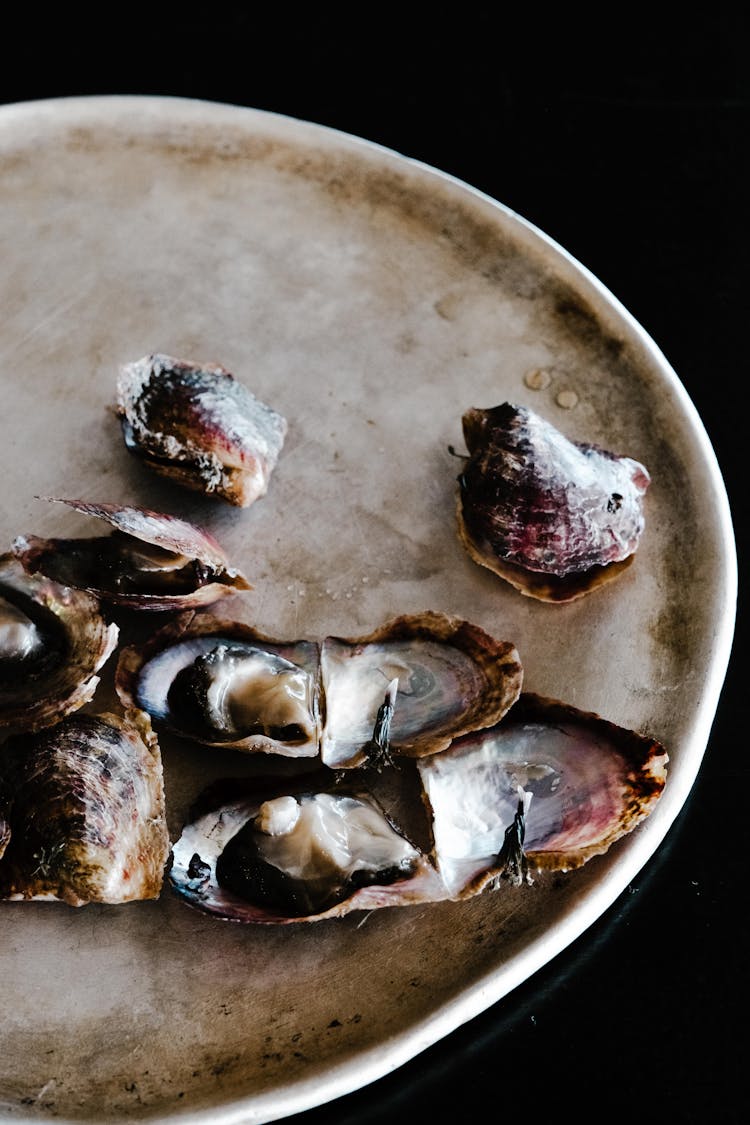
455,403,651,602
168,694,668,923
115,611,522,766
0,709,170,906
0,553,119,736
12,498,251,611
116,353,287,508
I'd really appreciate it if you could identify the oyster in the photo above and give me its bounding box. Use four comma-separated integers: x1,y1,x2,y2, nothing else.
169,771,445,924
115,611,522,767
319,612,523,768
168,694,668,924
116,615,323,758
116,353,287,508
13,498,251,611
455,402,651,601
0,709,170,906
0,553,119,736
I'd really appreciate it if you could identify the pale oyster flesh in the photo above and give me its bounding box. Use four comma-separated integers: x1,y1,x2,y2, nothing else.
12,497,251,611
117,619,322,757
169,771,445,924
0,554,119,736
456,403,651,602
116,353,287,508
0,709,170,906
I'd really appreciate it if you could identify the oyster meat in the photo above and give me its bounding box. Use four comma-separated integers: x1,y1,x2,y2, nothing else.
0,553,119,736
115,611,523,767
13,498,251,611
116,353,287,508
168,694,668,924
455,402,651,601
0,709,170,906
169,771,446,924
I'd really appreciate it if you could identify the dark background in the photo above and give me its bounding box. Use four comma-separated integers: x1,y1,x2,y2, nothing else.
1,10,745,1123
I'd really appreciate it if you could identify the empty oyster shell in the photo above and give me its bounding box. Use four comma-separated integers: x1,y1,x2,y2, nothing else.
168,694,667,924
0,709,170,906
116,353,287,508
319,611,523,768
418,692,669,897
115,610,522,767
0,553,119,736
13,498,251,611
455,402,651,602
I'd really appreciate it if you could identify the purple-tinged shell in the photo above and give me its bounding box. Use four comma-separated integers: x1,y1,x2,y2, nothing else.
12,497,251,611
0,553,119,736
418,692,668,898
0,708,170,906
456,403,651,602
116,353,287,508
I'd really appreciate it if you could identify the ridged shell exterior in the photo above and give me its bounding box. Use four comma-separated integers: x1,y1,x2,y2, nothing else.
457,403,651,602
116,353,287,508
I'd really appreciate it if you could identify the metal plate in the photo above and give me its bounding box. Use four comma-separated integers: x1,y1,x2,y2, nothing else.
0,96,736,1123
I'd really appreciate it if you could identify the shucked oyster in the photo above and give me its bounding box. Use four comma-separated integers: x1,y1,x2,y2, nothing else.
0,553,119,736
116,353,287,508
0,709,170,906
13,498,251,611
168,694,667,923
455,403,651,602
115,611,522,766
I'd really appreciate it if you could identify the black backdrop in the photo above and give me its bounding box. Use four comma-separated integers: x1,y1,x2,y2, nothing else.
1,10,745,1123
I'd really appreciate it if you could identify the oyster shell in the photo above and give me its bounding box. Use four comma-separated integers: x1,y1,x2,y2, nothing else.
168,694,667,924
116,353,287,508
319,611,523,768
455,402,651,601
116,615,323,758
115,611,522,767
0,553,119,736
417,692,669,897
13,498,251,611
169,771,445,924
0,709,170,906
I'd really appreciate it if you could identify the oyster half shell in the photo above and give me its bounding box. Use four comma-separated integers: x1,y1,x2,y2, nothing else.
116,353,287,508
0,553,119,736
168,693,668,924
456,403,651,602
115,611,523,767
13,498,251,611
0,709,170,906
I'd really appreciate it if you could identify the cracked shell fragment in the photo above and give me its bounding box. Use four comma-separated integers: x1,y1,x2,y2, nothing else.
116,353,288,507
417,693,669,899
0,553,119,736
13,497,251,611
0,709,170,906
456,403,651,602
